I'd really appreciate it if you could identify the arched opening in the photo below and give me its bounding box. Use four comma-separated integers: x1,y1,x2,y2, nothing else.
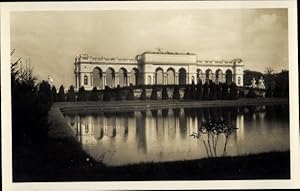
205,69,213,81
215,69,223,83
196,69,203,84
106,67,115,88
167,68,175,85
226,69,233,85
92,67,103,89
155,68,164,85
147,75,152,85
179,68,187,85
119,68,128,87
131,68,139,86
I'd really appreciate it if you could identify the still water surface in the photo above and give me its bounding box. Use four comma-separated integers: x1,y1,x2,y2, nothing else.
64,105,289,166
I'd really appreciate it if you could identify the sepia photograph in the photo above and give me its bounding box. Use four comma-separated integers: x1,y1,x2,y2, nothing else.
1,1,299,190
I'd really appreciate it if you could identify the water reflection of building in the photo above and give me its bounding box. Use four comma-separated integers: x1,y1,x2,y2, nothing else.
136,111,147,153
67,107,261,157
75,116,97,145
236,115,244,141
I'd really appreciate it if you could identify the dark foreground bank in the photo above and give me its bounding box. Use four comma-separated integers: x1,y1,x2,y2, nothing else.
14,147,290,182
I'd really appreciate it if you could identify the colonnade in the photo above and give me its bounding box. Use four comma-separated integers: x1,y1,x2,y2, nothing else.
75,66,239,90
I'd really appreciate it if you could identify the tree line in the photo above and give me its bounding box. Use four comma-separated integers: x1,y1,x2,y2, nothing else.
244,69,289,98
11,59,53,146
53,80,243,102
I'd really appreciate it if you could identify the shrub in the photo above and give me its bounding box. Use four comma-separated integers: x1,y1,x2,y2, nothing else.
229,82,238,100
190,84,196,99
161,87,169,100
150,86,158,100
172,86,181,100
140,88,147,100
51,85,57,102
183,86,191,100
115,85,122,101
57,85,66,102
12,77,51,145
77,86,87,101
38,80,52,112
126,85,134,100
209,82,217,100
67,85,76,102
215,83,221,99
265,86,273,98
36,81,52,140
238,88,245,98
221,83,229,99
90,87,99,101
247,88,257,98
196,81,203,100
103,86,112,101
183,86,188,99
203,81,210,100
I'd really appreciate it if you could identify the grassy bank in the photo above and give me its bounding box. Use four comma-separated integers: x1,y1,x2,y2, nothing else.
61,151,290,181
56,98,288,113
14,149,290,182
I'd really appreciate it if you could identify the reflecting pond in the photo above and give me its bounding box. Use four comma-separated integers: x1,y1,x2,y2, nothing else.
64,105,289,166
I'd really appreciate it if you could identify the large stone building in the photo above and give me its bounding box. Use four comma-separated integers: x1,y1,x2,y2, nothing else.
74,51,244,90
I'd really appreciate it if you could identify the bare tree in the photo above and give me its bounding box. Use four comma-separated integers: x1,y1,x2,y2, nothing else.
264,67,274,75
11,50,36,85
191,119,238,158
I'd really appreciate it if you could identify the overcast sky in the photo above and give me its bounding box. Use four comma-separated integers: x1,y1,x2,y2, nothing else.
11,9,288,87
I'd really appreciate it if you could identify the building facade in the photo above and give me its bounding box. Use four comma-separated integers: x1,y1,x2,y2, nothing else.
74,51,244,90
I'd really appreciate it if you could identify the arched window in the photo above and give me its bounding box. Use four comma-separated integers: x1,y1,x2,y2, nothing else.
225,70,233,85
131,68,139,86
205,69,213,80
196,69,203,83
215,69,223,83
238,77,241,85
84,75,88,85
119,68,128,87
179,68,187,85
167,68,175,85
92,67,102,89
106,68,115,88
155,68,164,85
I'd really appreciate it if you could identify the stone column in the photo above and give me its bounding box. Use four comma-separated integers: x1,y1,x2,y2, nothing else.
212,73,216,83
164,73,167,85
115,72,119,87
75,73,78,89
90,73,93,88
78,73,81,88
127,73,131,86
125,76,128,87
222,74,226,83
175,73,179,85
102,73,106,88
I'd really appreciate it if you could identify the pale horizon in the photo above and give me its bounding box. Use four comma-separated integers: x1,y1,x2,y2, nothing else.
11,9,288,88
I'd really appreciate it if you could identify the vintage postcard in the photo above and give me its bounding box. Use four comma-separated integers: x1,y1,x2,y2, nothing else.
1,1,299,190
